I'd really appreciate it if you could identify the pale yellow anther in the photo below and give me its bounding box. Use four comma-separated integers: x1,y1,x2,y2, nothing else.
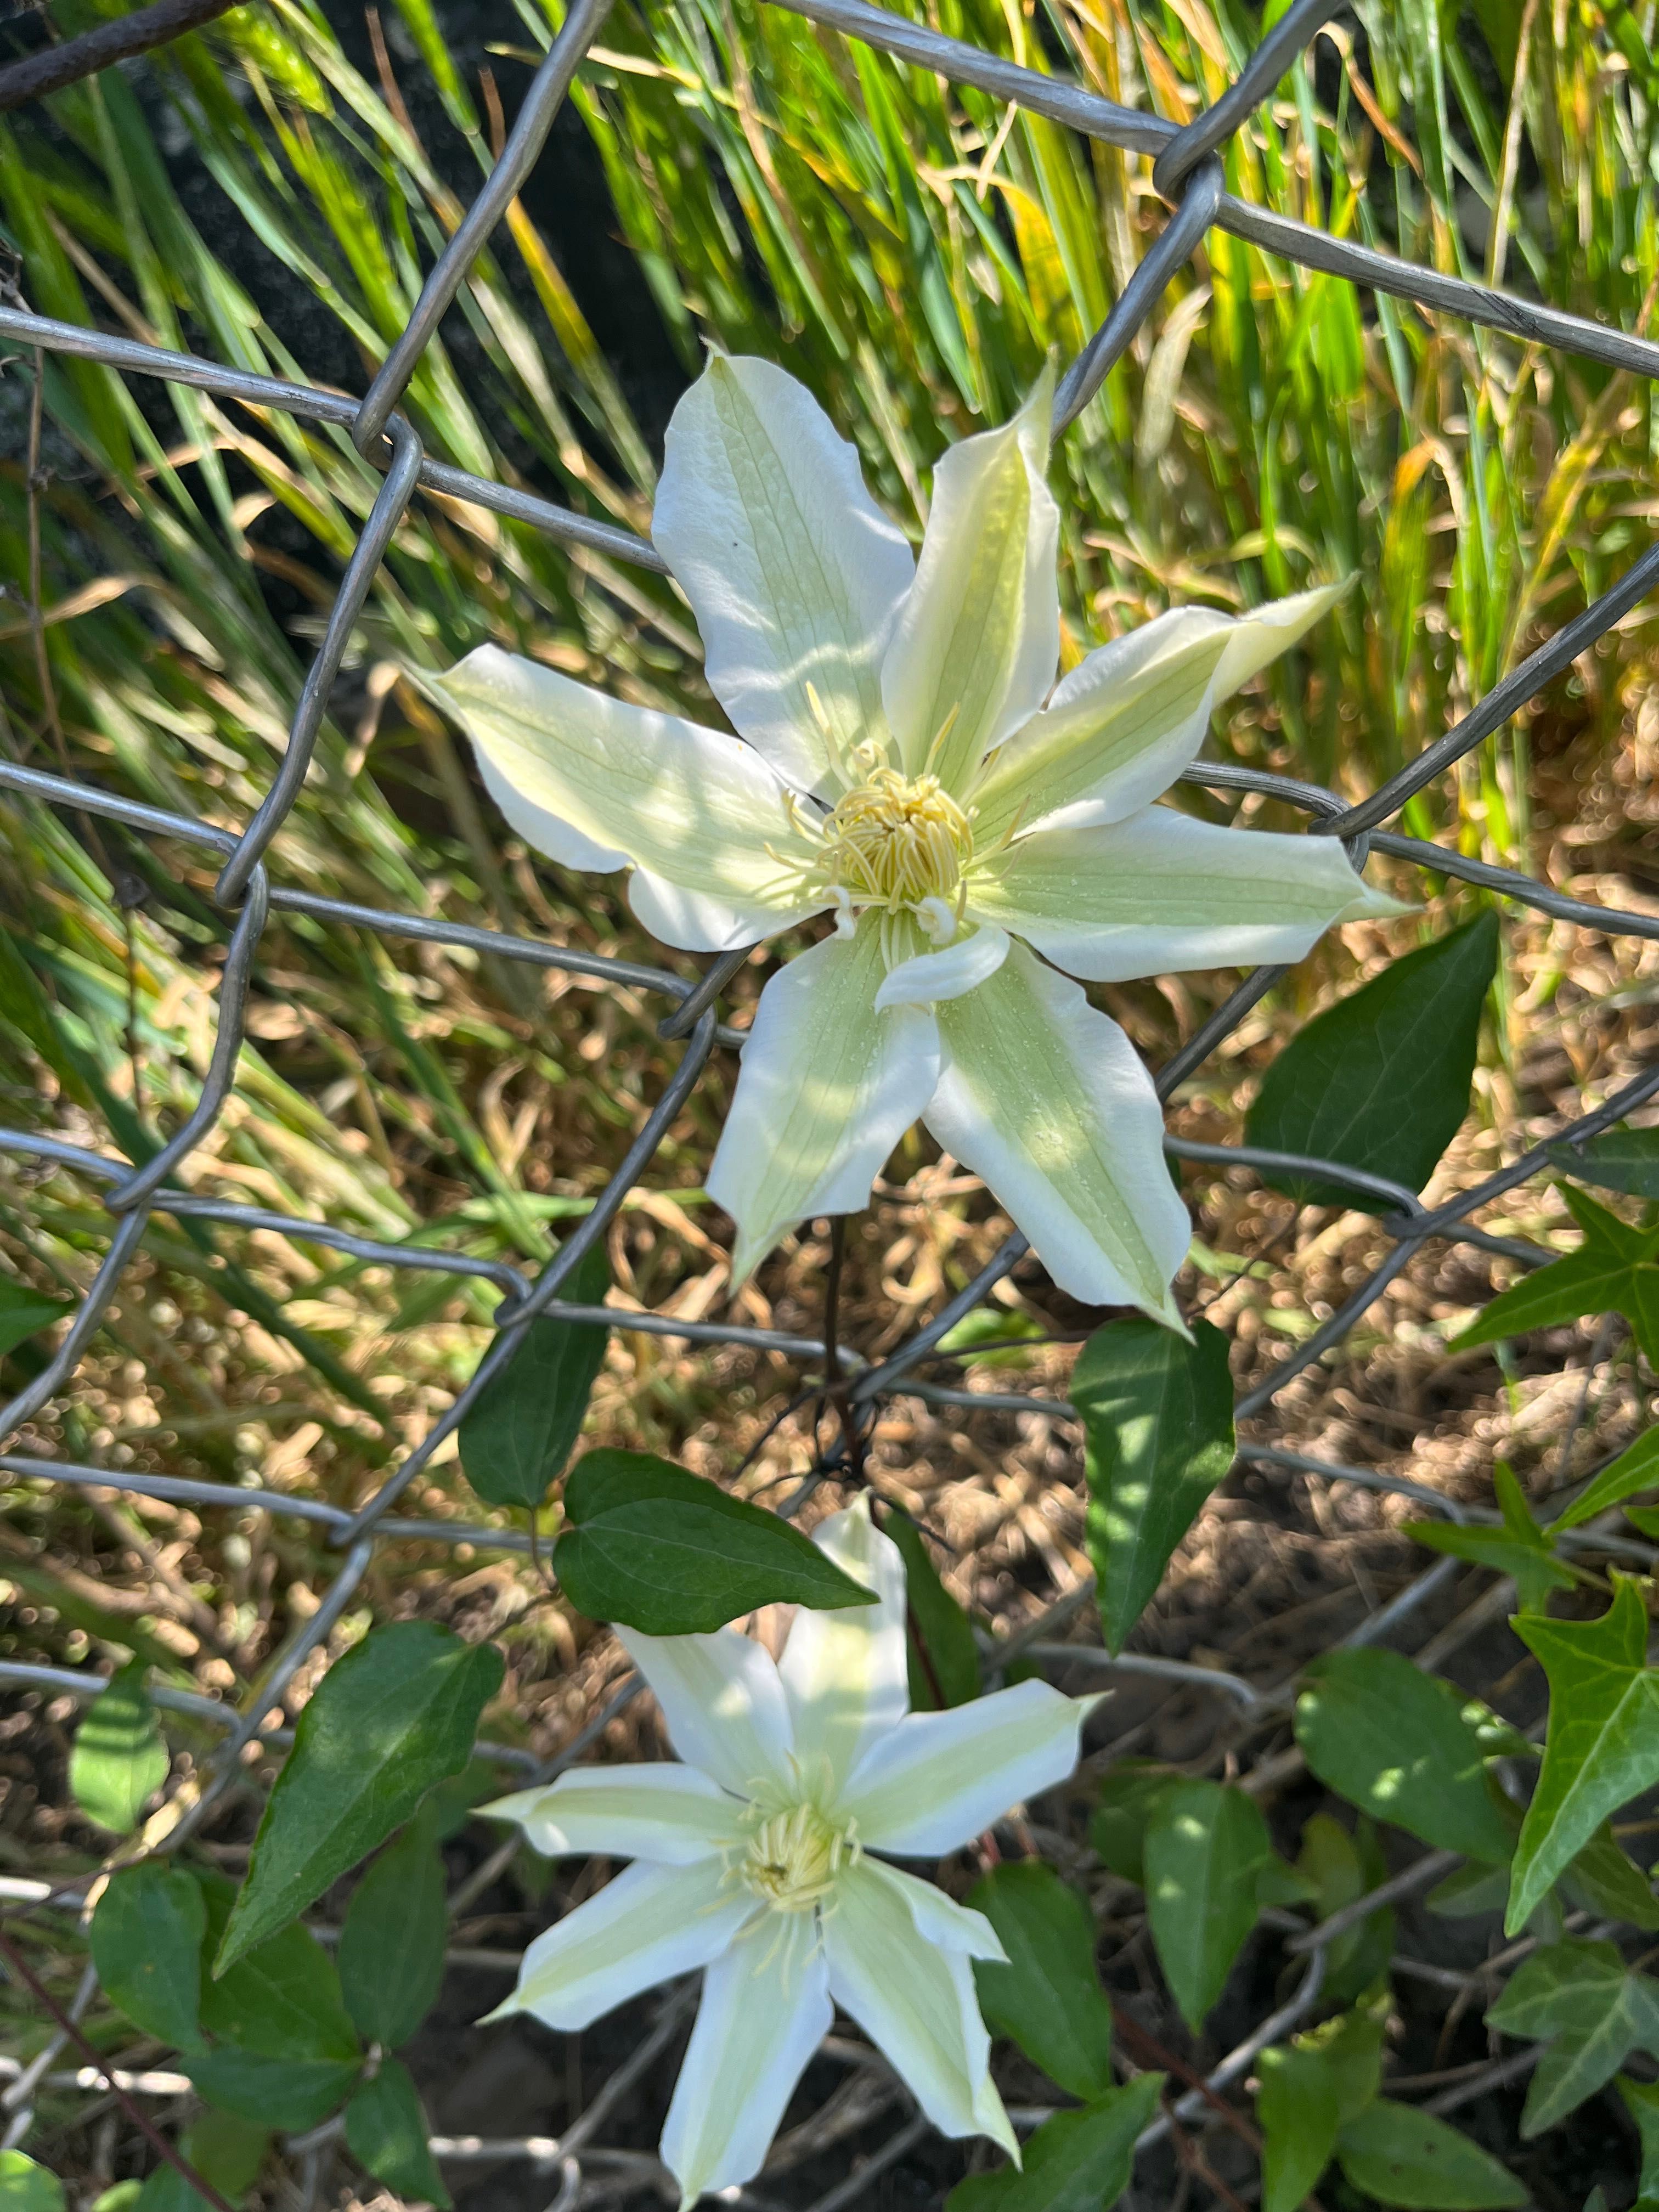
815,767,974,917
733,1801,861,1914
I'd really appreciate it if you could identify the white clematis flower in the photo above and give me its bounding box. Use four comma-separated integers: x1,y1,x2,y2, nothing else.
482,1499,1095,2207
434,356,1397,1324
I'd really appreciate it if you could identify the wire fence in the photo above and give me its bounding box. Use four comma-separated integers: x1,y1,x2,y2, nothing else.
1,0,1657,2202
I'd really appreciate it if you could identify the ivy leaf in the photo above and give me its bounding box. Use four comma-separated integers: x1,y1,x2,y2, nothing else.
337,1804,448,2050
345,2059,450,2209
1335,2101,1526,2207
459,1242,610,1510
1561,1822,1659,1931
1546,1425,1659,1536
1073,1317,1234,1655
216,1623,503,1974
70,1663,169,1834
552,1449,876,1635
1403,1465,1577,1615
1618,2074,1659,2195
886,1514,979,1709
1487,1940,1659,2135
1294,1648,1521,1863
945,2075,1164,2212
1508,1579,1659,1934
965,1862,1115,2100
0,1278,70,1360
0,2156,64,2212
1454,1187,1659,1368
91,1863,205,2051
1244,912,1498,1209
1545,1122,1659,1200
1144,1780,1269,2029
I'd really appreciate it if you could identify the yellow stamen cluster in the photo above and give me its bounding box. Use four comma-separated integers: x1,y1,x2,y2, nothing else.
736,1801,860,1914
817,768,974,913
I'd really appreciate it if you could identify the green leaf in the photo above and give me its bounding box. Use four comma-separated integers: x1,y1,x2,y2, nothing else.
338,1807,447,2049
944,2075,1165,2212
1508,1580,1659,1934
1429,1859,1513,1918
1486,1939,1659,2135
1144,1780,1270,2029
1619,2074,1659,2194
1546,1122,1659,1199
552,1449,877,1634
459,1242,610,1509
196,1877,361,2063
1403,1465,1577,1615
70,1663,169,1833
1073,1317,1234,1655
0,1277,70,1360
345,2059,450,2209
965,1862,1115,2100
1256,2044,1339,2212
1486,1939,1629,2040
1561,1822,1659,1931
1089,1763,1178,1885
135,2107,269,2212
1244,912,1498,1209
91,1863,205,2051
887,1514,979,1709
1296,1814,1396,2004
217,1622,504,1972
935,1306,1047,1367
1454,1188,1659,1369
1547,1425,1659,1534
0,2155,64,2212
1294,1649,1519,1862
184,2051,361,2134
1335,2101,1526,2208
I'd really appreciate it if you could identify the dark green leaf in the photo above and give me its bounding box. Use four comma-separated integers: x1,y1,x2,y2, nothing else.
134,2107,269,2212
1561,1823,1659,1931
1144,1780,1269,2029
217,1622,504,1972
91,1863,205,2051
1619,2074,1659,2194
1073,1318,1234,1655
459,1242,610,1509
70,1663,168,1833
1294,1649,1519,1863
1487,1939,1628,2040
944,2075,1164,2212
424,1757,506,1841
1296,1814,1396,2004
1454,1189,1659,1369
0,2156,64,2212
1485,1938,1659,2131
1088,1763,1178,1885
184,2052,360,2134
1244,912,1498,1209
1335,2102,1526,2208
887,1515,979,1709
1256,2044,1339,2212
552,1449,876,1634
966,1862,1115,2100
345,2059,450,2208
1547,1426,1659,1535
197,1876,361,2062
1546,1122,1659,1199
0,1278,70,1360
1508,1580,1659,1934
338,1807,447,2049
1428,1860,1512,1919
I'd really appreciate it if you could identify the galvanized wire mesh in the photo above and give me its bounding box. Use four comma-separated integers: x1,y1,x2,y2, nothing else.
2,0,1658,2199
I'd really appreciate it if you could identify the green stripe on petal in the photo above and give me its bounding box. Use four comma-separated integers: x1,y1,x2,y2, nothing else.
432,645,824,947
881,364,1058,794
967,808,1406,983
708,919,941,1284
924,941,1189,1319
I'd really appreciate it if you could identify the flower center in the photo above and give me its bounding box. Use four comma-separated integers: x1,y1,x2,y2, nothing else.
737,1801,860,1914
820,768,973,914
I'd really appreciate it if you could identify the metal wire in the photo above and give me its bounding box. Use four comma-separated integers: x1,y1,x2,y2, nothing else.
2,0,1655,2200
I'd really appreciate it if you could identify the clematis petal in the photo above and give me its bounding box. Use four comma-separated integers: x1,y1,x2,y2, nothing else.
968,583,1344,842
779,1497,909,1796
967,806,1404,983
824,1858,1018,2157
660,1910,833,2209
481,1764,744,1865
651,354,915,798
840,1678,1096,1857
874,925,1011,1012
432,645,824,952
708,917,941,1286
877,1860,1008,1961
881,365,1058,794
488,1859,751,2030
617,1624,795,1798
922,940,1190,1320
